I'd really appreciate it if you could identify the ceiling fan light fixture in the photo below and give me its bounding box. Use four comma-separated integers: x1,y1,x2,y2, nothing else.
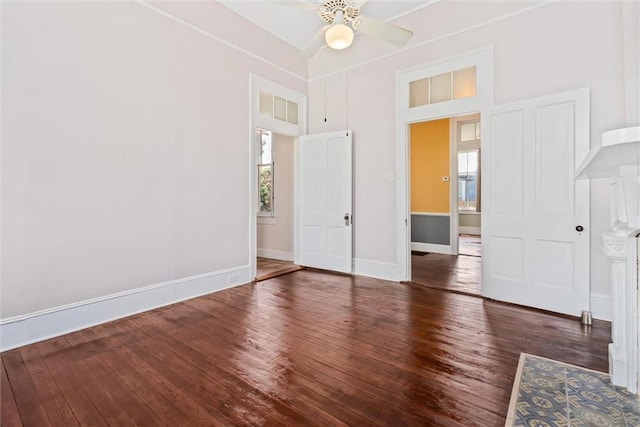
325,10,354,50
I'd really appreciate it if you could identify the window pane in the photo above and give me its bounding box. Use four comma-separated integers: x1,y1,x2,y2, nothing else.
259,91,273,116
453,66,477,99
258,165,273,214
460,123,477,142
409,78,429,107
259,131,272,164
274,96,287,121
458,150,478,210
287,100,299,124
430,72,452,103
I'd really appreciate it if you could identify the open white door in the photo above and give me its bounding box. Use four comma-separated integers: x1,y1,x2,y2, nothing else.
482,88,590,316
295,131,352,273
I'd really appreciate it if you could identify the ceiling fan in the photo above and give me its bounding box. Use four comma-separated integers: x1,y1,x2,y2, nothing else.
281,0,414,59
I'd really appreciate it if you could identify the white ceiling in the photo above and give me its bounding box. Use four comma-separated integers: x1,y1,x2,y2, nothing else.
216,1,435,51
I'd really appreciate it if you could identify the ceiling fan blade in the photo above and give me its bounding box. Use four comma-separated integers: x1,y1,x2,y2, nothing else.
356,16,413,47
274,1,319,12
300,25,331,59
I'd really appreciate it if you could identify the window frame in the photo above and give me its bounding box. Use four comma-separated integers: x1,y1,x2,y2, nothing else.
457,119,481,213
257,129,275,217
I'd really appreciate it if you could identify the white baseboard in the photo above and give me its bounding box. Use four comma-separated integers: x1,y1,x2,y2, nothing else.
411,242,453,255
353,258,400,282
0,265,252,352
590,293,612,322
256,248,294,262
459,226,481,235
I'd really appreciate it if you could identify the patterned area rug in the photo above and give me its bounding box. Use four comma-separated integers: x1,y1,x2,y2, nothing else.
506,353,640,426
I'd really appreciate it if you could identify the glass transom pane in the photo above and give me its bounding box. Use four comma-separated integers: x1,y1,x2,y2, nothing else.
274,96,287,121
287,100,299,125
409,78,429,108
460,123,477,142
430,72,452,104
259,91,273,116
453,66,477,99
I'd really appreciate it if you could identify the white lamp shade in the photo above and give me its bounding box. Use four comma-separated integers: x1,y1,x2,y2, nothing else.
325,23,354,50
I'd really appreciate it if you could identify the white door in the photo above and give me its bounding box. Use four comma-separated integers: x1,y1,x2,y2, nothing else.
482,88,590,316
295,131,352,273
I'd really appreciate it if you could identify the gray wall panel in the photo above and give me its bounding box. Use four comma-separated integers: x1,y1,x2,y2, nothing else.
411,215,450,245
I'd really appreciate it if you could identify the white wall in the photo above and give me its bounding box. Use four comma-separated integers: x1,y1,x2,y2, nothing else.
1,1,306,321
459,213,481,230
307,1,629,301
257,133,294,260
2,0,634,335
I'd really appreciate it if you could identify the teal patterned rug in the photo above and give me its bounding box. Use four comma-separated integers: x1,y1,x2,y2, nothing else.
506,353,640,426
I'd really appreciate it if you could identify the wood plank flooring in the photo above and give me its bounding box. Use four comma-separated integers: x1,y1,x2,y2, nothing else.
412,252,481,296
411,235,482,296
256,258,303,282
459,234,481,257
1,269,610,426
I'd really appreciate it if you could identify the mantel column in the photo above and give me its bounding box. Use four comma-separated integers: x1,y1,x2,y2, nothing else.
603,234,638,393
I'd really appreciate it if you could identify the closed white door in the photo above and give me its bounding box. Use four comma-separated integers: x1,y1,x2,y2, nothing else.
482,89,590,316
295,131,352,273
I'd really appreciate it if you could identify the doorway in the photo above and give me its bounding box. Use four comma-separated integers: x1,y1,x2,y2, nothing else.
395,46,493,284
255,129,303,281
408,114,482,295
249,74,306,281
455,114,482,260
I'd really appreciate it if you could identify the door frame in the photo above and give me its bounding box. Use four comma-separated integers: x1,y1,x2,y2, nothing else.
249,74,307,279
452,113,482,246
395,46,494,281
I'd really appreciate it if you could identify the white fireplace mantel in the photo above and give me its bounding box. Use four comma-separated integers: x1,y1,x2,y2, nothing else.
577,125,640,393
577,126,640,180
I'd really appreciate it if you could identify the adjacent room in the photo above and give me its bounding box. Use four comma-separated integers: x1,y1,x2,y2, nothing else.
2,0,639,425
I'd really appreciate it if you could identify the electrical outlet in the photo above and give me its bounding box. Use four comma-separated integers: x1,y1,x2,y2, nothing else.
227,274,237,284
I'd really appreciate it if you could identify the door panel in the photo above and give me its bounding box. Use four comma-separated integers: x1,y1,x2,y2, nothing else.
482,89,590,316
296,131,352,273
535,102,575,217
491,110,524,217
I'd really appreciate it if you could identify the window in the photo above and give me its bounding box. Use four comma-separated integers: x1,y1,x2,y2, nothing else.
257,129,274,216
458,150,479,210
458,120,481,211
409,66,477,108
259,91,299,125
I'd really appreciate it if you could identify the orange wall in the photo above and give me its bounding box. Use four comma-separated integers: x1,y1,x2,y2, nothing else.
410,119,450,213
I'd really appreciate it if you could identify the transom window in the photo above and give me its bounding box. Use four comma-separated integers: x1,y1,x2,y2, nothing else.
260,91,299,125
409,66,477,108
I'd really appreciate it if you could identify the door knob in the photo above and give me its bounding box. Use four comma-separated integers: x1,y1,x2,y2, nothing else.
576,225,584,232
344,213,351,226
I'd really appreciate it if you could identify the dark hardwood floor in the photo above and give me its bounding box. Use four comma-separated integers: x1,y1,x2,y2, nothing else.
256,257,303,282
2,268,610,426
459,234,481,257
411,234,482,296
412,252,481,296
